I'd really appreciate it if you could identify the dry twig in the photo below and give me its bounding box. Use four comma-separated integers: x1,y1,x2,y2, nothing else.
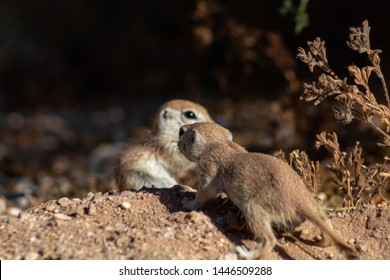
297,20,390,148
274,149,320,195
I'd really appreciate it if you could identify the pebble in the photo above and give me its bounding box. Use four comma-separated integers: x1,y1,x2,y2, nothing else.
186,211,202,222
76,206,86,216
357,244,367,253
18,212,36,222
219,253,238,260
162,229,173,238
45,203,57,212
85,192,95,201
317,192,327,201
372,230,382,239
120,191,133,197
298,228,309,236
58,197,71,206
24,251,40,260
54,213,72,221
314,235,322,242
8,207,21,217
120,202,131,210
88,203,97,215
327,211,336,218
326,252,335,259
116,236,128,247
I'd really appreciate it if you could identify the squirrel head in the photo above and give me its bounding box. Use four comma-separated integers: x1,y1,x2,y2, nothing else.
178,122,233,162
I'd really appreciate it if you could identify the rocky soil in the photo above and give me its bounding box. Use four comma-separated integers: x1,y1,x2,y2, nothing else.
1,188,389,260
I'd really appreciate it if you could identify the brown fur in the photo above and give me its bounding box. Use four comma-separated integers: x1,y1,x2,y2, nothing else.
115,100,213,191
178,122,358,259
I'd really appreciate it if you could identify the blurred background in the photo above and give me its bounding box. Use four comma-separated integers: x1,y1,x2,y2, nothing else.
1,0,389,214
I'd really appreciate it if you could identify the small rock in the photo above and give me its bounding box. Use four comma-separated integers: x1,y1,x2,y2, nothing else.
314,235,322,242
88,203,97,215
327,211,336,218
120,191,133,197
18,212,34,222
279,237,287,245
186,211,202,222
116,236,128,247
219,253,238,260
45,203,57,212
54,213,72,221
8,207,21,217
298,228,309,236
58,197,71,206
163,230,173,238
357,244,367,253
120,202,131,210
24,252,40,260
317,192,327,201
348,238,356,245
326,252,335,259
85,192,95,201
76,206,86,216
372,230,382,238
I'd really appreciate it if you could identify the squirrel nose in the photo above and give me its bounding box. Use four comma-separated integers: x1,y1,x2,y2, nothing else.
179,127,185,137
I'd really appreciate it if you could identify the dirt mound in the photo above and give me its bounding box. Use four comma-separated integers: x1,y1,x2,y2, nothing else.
1,188,389,260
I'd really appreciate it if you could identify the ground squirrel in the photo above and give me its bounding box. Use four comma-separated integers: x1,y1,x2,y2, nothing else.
115,99,213,191
178,122,357,259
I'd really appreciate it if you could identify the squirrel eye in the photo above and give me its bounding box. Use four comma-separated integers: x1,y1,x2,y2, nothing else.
183,110,197,119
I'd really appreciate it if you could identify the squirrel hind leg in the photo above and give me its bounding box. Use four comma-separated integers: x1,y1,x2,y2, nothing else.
236,219,277,260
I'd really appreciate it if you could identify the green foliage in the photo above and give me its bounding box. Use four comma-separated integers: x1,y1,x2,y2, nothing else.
280,0,310,34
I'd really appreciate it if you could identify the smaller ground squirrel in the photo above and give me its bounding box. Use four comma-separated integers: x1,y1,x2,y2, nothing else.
178,122,357,259
115,99,213,191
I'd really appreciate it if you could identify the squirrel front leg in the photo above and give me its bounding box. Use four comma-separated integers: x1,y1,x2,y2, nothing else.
182,188,216,210
182,167,217,210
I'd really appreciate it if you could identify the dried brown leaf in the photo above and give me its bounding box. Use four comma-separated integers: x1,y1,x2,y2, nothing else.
347,20,371,53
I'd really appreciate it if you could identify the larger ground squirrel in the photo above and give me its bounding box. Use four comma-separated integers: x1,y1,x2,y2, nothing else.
178,122,357,259
115,99,213,191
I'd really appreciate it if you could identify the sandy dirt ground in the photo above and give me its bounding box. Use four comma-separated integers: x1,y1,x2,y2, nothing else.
1,187,389,260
